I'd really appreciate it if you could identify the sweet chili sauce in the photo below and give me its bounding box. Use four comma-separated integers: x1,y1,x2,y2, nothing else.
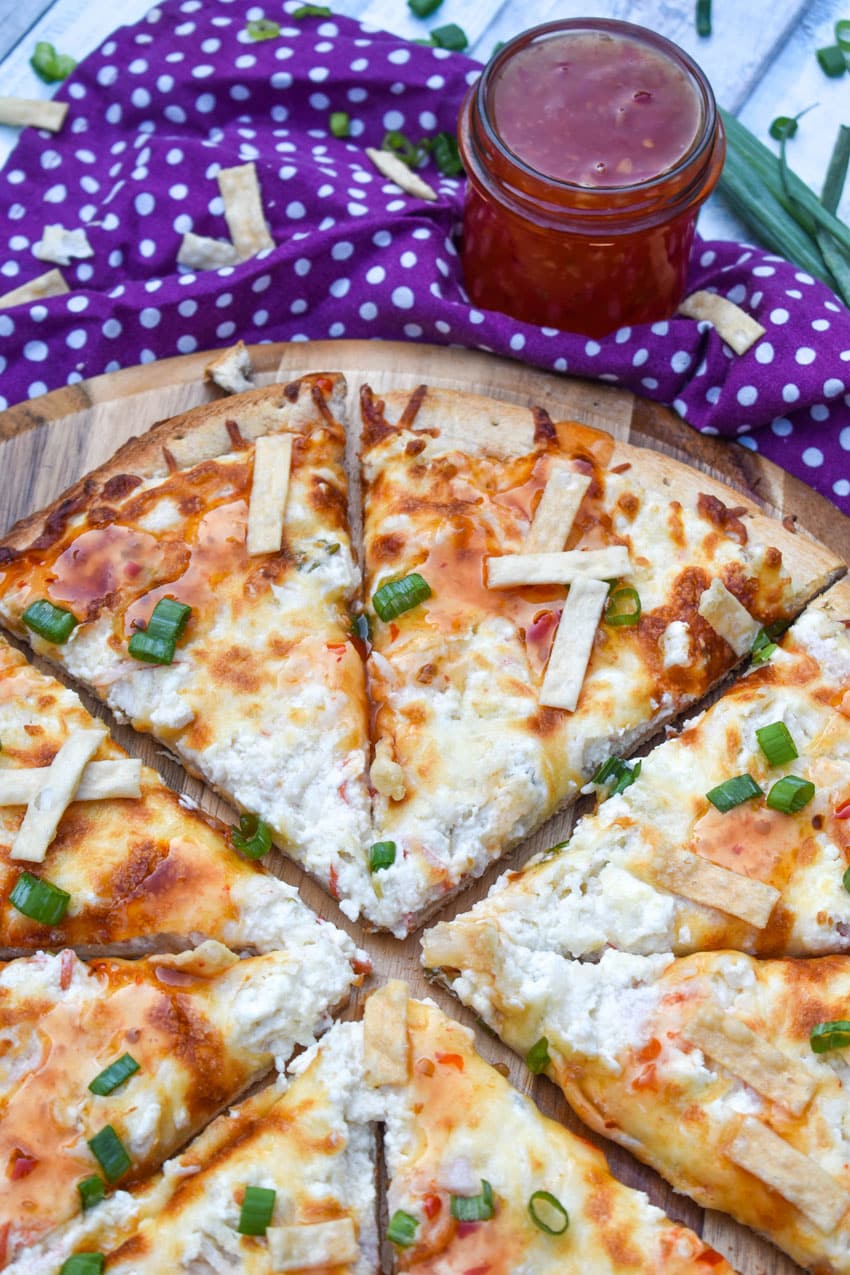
458,20,725,337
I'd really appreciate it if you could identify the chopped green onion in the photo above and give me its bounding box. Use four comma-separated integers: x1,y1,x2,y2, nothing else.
766,775,815,814
770,116,800,142
528,1190,569,1235
231,813,273,859
128,631,176,665
60,1257,105,1275
451,1179,494,1222
87,1126,131,1183
10,871,70,925
408,0,442,15
291,3,332,15
605,586,641,628
146,597,192,642
526,1036,550,1074
77,1175,106,1211
373,573,432,621
89,1053,140,1097
23,599,78,644
30,41,76,83
750,628,777,665
238,1185,276,1235
329,111,350,138
591,756,641,797
245,17,280,40
817,45,846,77
351,612,371,643
695,0,711,37
490,40,505,58
756,721,798,766
811,1020,850,1053
369,840,396,871
837,20,850,53
843,864,850,893
382,130,423,169
425,131,464,177
387,1209,419,1246
705,773,762,813
429,23,468,50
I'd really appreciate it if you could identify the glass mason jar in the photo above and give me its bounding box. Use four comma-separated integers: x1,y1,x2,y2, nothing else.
458,19,726,338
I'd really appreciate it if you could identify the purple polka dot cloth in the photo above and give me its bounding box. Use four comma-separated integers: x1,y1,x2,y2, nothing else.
1,0,850,510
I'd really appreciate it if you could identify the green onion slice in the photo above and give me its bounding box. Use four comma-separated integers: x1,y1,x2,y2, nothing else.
605,586,641,628
369,840,396,872
408,0,442,14
87,1126,131,1183
766,774,815,814
127,631,176,665
429,22,468,50
528,1190,569,1235
60,1256,105,1275
10,871,71,925
750,629,777,665
695,0,711,37
329,111,350,138
705,773,762,813
245,17,280,39
837,20,850,53
424,131,463,177
291,3,332,15
77,1175,106,1211
526,1036,551,1074
382,130,423,168
755,721,798,766
238,1185,276,1235
146,597,192,642
89,1053,140,1096
817,45,846,77
591,756,641,797
811,1020,850,1053
231,813,273,859
387,1209,419,1246
451,1179,494,1222
30,40,77,83
373,573,432,621
23,599,78,644
843,864,850,894
770,116,800,142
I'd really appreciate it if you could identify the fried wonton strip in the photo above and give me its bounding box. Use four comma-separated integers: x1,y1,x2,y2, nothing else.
726,1118,848,1233
648,848,780,929
0,96,68,132
205,341,254,395
679,290,766,356
698,578,760,657
486,546,631,589
268,1217,359,1270
0,268,68,309
683,1006,816,1116
10,727,107,863
217,162,274,261
33,225,93,266
540,577,608,712
177,232,239,271
365,147,438,202
0,759,141,805
524,466,591,553
362,979,409,1086
246,434,293,557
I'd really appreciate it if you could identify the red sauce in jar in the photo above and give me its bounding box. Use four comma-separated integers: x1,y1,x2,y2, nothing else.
458,20,725,337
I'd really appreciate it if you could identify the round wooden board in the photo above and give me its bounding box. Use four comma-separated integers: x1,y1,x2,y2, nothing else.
3,339,849,1275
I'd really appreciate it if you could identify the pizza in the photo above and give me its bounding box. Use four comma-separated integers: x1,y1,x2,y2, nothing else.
360,384,842,933
18,982,733,1275
423,576,850,966
0,939,359,1265
0,634,366,980
0,376,376,926
426,946,850,1275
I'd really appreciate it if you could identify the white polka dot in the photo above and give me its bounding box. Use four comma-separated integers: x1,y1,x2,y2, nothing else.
673,398,687,418
164,105,186,124
510,333,526,351
796,271,814,285
771,417,792,437
134,191,155,216
614,326,632,344
309,92,330,110
372,230,392,248
66,329,87,350
811,404,830,422
138,239,157,259
24,340,48,362
309,66,330,82
650,321,669,336
251,274,272,293
131,87,151,109
0,316,14,337
253,309,269,326
286,201,306,219
770,307,789,325
359,301,377,320
585,340,601,357
399,251,417,268
28,381,48,397
193,64,216,79
782,383,800,403
383,109,405,131
737,385,758,407
632,348,648,367
469,309,485,325
139,307,161,329
812,318,830,332
103,318,122,339
751,265,775,277
705,386,721,405
823,378,844,398
392,286,414,309
726,284,746,305
641,377,659,391
388,48,410,64
195,93,216,113
347,202,368,217
98,65,118,86
802,447,823,467
834,479,850,497
366,265,385,285
754,342,774,365
328,321,345,337
67,295,88,313
176,299,196,319
174,335,195,354
795,347,816,366
419,110,437,130
700,249,716,268
44,184,67,204
671,350,691,373
29,304,47,322
330,277,350,298
329,241,353,262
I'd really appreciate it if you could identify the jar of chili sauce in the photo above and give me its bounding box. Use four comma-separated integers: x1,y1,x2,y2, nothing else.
458,19,725,337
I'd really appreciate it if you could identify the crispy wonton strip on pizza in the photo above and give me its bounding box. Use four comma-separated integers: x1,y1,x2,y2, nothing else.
10,727,107,863
0,759,141,804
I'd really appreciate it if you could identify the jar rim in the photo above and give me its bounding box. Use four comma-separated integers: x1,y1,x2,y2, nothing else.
474,17,719,200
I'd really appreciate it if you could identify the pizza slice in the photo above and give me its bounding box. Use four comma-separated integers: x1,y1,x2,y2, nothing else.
0,636,366,985
423,576,850,965
420,945,850,1275
360,384,843,934
0,939,359,1265
0,377,376,924
15,1019,381,1275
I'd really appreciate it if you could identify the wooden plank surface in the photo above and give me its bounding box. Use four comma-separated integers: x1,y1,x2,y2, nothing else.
2,339,848,1275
